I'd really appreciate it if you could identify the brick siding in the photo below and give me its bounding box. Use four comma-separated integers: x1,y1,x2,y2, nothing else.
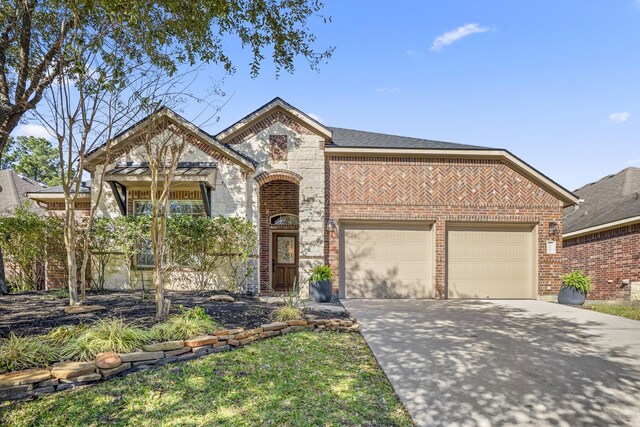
258,180,299,291
325,155,565,298
563,223,640,300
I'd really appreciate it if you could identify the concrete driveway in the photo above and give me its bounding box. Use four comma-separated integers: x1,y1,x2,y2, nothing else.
342,299,640,426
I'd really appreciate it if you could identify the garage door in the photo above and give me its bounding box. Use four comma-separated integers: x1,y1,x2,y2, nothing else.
341,222,434,298
447,224,536,299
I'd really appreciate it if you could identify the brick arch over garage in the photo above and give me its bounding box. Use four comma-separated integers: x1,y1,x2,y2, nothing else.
258,179,300,291
254,170,302,186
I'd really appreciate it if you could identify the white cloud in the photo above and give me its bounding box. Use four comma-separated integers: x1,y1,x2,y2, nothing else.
609,112,630,123
307,112,323,123
431,23,490,52
375,87,400,93
13,124,55,140
405,50,418,57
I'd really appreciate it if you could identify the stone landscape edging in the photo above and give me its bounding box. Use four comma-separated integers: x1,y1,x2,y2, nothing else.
0,318,359,403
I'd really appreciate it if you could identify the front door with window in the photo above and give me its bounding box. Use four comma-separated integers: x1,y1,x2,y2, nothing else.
271,233,298,292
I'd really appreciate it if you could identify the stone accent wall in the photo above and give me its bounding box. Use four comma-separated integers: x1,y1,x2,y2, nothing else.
563,224,640,300
232,121,326,292
325,155,565,298
258,180,299,290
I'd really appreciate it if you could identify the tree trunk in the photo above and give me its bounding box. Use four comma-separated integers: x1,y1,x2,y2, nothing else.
0,247,7,294
152,213,166,320
65,202,79,305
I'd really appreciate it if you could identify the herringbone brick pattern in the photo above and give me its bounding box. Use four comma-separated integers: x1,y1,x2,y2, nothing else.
325,156,564,298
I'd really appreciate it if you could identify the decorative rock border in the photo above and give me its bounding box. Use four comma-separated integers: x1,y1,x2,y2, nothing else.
0,318,358,403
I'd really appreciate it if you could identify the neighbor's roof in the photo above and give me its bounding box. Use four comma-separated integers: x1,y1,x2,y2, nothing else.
328,127,492,150
563,167,640,236
28,181,91,194
0,170,45,215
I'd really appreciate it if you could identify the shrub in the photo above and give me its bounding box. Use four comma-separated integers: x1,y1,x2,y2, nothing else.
272,306,303,322
0,333,60,373
46,324,87,346
561,270,592,293
62,318,150,361
149,306,220,341
310,265,333,283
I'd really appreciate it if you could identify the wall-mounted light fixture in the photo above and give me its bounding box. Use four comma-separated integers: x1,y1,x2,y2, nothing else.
548,221,559,237
326,218,336,233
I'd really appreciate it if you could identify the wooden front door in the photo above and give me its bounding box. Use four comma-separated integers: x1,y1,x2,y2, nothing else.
271,233,298,292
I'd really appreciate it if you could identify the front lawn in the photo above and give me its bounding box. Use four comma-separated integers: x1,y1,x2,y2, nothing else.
0,332,412,427
589,304,640,320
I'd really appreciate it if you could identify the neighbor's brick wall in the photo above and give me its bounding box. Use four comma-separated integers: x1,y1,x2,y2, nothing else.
563,224,640,300
43,202,91,289
325,156,565,298
258,180,299,290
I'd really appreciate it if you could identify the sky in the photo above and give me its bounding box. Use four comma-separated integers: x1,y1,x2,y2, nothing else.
13,0,640,191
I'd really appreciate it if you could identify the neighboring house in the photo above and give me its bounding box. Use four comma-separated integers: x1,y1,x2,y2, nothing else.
26,98,578,299
0,170,44,215
563,167,640,300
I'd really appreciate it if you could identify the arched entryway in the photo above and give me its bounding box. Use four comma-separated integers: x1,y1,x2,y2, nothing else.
258,175,300,293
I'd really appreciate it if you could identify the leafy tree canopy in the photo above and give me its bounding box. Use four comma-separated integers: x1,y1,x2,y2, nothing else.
1,136,60,186
0,0,333,160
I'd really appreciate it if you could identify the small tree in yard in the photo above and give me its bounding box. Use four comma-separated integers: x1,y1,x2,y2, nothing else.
137,119,190,320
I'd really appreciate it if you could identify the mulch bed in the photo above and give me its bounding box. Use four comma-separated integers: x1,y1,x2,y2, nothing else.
0,290,347,338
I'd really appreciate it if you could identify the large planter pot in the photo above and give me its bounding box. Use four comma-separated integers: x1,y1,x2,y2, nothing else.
558,286,587,305
310,280,332,303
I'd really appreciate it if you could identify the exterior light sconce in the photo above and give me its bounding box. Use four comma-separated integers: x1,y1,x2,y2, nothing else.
548,222,559,237
326,218,337,234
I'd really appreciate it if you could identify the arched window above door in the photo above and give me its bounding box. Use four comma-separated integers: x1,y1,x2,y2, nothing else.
270,214,299,226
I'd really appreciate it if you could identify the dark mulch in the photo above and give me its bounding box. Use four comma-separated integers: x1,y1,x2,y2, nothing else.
0,290,346,338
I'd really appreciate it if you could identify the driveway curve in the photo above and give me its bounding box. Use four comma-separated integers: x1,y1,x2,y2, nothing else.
342,299,640,427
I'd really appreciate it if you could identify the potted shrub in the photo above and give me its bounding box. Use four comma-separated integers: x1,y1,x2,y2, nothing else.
558,270,592,305
309,265,333,303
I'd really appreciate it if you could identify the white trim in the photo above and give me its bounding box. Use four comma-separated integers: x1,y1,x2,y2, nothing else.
324,147,579,207
563,216,640,239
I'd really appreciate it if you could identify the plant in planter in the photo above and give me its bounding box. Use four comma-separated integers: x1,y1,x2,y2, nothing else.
558,270,592,305
309,265,334,303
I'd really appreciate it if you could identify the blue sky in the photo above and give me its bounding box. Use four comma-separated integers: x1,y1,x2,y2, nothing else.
15,0,640,191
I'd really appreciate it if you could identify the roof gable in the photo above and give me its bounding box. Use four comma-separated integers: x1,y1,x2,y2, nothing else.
0,170,45,214
216,97,332,144
84,108,256,172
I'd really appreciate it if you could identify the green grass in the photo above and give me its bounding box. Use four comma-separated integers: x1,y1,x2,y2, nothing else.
590,304,640,320
0,332,412,427
271,306,303,322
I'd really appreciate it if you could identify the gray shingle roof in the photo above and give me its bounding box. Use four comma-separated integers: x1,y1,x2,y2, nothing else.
328,127,492,150
30,181,91,194
0,170,45,215
563,167,640,234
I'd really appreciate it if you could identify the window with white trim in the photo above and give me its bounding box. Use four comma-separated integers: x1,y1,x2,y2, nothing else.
133,200,206,267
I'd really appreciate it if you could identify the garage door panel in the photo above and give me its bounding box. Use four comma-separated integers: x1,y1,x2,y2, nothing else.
343,223,434,298
447,225,535,299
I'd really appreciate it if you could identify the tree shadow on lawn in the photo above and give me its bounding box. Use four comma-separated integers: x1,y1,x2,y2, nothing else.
346,300,640,426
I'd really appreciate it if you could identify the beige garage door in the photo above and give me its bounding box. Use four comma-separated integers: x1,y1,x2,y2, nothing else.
447,225,536,299
341,222,434,298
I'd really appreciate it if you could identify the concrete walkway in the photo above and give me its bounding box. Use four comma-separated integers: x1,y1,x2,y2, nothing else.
342,299,640,427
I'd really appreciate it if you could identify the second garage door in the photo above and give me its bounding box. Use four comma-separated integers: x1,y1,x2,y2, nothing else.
341,222,434,298
447,224,536,299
